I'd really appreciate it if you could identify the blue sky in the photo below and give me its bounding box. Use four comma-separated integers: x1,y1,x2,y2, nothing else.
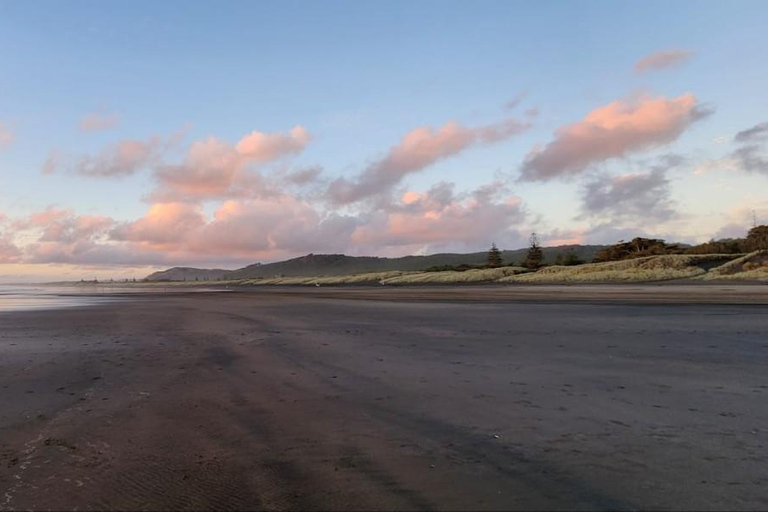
0,1,767,280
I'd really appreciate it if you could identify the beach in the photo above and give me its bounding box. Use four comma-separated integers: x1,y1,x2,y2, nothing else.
1,286,767,510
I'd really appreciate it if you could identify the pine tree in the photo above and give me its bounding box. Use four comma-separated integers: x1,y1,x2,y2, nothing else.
487,243,503,267
524,232,543,269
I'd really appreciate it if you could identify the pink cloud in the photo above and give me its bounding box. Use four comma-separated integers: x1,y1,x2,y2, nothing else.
152,126,311,201
0,122,14,149
12,207,114,244
6,175,527,268
109,196,355,263
520,94,711,181
110,203,206,248
351,182,527,251
2,208,121,266
235,125,310,162
635,49,694,74
153,138,246,200
544,232,587,247
0,234,21,263
79,110,120,132
329,117,529,204
43,136,166,177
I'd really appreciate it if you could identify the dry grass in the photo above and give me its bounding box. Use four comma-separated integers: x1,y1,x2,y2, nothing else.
700,250,768,281
499,254,738,283
71,252,767,287
243,271,414,286
380,266,529,285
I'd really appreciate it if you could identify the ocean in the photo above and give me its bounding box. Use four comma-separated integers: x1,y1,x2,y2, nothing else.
0,284,122,312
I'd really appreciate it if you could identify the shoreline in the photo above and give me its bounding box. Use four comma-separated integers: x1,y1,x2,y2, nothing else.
36,283,768,306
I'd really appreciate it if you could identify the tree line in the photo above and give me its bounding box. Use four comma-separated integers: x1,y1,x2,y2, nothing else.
484,225,768,269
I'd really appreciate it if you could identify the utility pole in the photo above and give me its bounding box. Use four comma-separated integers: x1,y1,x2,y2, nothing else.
753,209,758,228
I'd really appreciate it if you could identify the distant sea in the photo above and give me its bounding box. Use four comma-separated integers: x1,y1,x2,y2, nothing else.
0,284,122,312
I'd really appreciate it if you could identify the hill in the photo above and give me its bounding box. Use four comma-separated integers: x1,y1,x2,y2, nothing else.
144,267,230,282
144,245,606,281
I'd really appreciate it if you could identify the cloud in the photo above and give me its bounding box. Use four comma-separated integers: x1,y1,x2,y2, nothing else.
731,121,768,175
152,126,311,201
12,207,114,244
0,123,14,149
580,169,676,223
43,136,166,177
284,166,323,186
732,145,768,175
634,49,694,74
79,110,120,132
111,196,356,263
351,181,527,253
519,94,711,181
539,228,588,247
329,117,529,204
5,175,527,268
713,200,768,239
235,125,310,162
504,92,527,110
4,208,123,266
0,234,21,263
110,203,206,247
153,138,252,200
734,122,768,143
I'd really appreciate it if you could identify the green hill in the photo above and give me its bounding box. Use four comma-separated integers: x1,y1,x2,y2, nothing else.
145,245,606,281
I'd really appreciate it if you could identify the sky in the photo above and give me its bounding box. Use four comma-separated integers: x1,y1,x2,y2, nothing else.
0,0,767,281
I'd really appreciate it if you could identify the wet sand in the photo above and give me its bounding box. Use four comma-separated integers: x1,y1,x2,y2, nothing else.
1,286,767,510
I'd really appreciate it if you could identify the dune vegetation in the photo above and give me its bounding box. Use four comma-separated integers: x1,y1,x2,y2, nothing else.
86,253,768,287
241,271,415,286
81,248,768,288
380,266,529,285
498,254,739,284
699,250,768,281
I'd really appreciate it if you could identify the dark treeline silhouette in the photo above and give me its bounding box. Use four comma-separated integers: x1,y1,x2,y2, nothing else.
593,225,768,263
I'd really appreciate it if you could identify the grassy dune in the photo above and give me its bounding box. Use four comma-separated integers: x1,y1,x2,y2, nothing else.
499,254,738,283
380,266,529,285
242,271,414,286
700,250,768,281
80,253,768,288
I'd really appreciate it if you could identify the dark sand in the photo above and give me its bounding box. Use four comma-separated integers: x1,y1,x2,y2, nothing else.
1,286,767,510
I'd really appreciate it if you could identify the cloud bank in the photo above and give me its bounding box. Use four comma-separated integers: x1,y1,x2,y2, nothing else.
520,94,710,181
152,126,311,201
329,117,529,204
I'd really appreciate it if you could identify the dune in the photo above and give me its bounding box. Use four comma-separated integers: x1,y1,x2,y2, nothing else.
700,250,768,281
498,254,739,284
242,271,414,286
380,266,529,285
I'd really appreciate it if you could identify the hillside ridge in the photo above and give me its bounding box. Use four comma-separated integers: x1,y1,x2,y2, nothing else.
145,245,606,281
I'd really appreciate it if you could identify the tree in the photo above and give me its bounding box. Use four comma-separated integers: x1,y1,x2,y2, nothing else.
746,225,768,251
524,232,544,269
592,237,679,262
487,242,503,267
563,248,584,266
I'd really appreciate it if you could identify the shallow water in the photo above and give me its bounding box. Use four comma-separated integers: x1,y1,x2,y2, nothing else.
0,284,123,312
